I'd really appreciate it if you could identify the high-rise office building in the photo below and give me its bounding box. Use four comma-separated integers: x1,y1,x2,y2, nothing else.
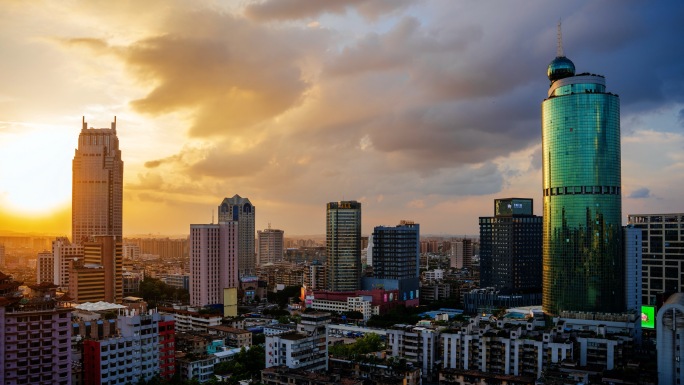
257,227,284,266
189,222,238,308
479,198,542,293
450,239,473,270
326,201,361,292
72,117,123,244
627,213,683,305
542,33,623,315
367,220,420,304
218,195,255,276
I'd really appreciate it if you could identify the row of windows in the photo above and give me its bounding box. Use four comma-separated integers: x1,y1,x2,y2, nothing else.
543,186,620,196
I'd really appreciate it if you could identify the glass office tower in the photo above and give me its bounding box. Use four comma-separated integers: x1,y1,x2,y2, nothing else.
326,201,362,291
542,53,624,315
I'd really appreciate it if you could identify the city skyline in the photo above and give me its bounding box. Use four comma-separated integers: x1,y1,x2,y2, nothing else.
1,1,683,238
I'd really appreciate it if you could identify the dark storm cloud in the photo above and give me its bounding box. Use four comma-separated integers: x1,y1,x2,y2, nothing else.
244,0,416,21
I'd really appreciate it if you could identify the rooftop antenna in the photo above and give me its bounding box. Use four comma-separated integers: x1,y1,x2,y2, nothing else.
212,209,214,224
557,20,564,57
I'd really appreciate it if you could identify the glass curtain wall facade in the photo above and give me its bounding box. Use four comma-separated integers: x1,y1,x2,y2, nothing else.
480,198,542,293
372,221,420,280
542,56,624,315
326,201,361,291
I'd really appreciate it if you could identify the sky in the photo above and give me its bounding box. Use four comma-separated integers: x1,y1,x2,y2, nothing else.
0,0,683,237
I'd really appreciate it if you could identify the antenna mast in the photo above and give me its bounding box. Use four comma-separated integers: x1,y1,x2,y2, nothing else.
557,20,564,57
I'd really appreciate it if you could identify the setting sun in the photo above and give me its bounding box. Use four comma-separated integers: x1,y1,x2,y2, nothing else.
0,125,73,215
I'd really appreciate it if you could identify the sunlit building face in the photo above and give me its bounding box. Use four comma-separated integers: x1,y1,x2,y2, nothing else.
72,117,123,244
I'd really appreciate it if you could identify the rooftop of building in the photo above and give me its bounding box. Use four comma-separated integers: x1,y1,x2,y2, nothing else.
278,332,309,341
75,301,126,312
207,325,251,334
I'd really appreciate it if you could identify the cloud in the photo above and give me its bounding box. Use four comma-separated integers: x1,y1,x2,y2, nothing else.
28,0,684,235
244,0,416,21
120,15,323,138
628,188,652,199
56,37,110,52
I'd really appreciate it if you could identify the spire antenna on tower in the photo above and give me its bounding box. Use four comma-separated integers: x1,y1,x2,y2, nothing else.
557,20,564,57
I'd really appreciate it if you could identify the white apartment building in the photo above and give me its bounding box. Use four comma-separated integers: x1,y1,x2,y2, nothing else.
265,312,330,372
387,323,442,379
423,269,444,281
442,316,572,379
310,295,377,321
265,332,327,371
83,309,174,385
190,222,238,307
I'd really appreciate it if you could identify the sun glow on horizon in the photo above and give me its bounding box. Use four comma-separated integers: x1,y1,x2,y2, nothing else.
0,125,74,215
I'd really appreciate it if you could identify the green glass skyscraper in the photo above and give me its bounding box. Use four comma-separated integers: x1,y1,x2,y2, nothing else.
542,37,624,315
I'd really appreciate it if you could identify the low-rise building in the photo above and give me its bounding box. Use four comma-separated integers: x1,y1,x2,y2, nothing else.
158,305,222,332
261,366,364,385
207,325,252,348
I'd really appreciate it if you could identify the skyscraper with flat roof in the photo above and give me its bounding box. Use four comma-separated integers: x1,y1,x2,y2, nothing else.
326,201,361,292
628,213,683,305
218,195,255,276
72,117,123,244
258,227,284,266
367,220,420,304
189,221,239,307
542,34,624,315
479,198,542,293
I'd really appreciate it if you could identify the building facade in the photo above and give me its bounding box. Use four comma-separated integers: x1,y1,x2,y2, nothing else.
189,222,238,308
623,226,642,312
82,310,175,385
82,235,123,303
52,237,83,290
542,42,623,315
479,198,542,293
326,201,362,292
218,195,255,277
657,292,684,384
36,250,54,284
0,272,72,385
450,240,474,270
258,228,284,266
366,220,420,304
72,117,123,244
627,213,683,305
